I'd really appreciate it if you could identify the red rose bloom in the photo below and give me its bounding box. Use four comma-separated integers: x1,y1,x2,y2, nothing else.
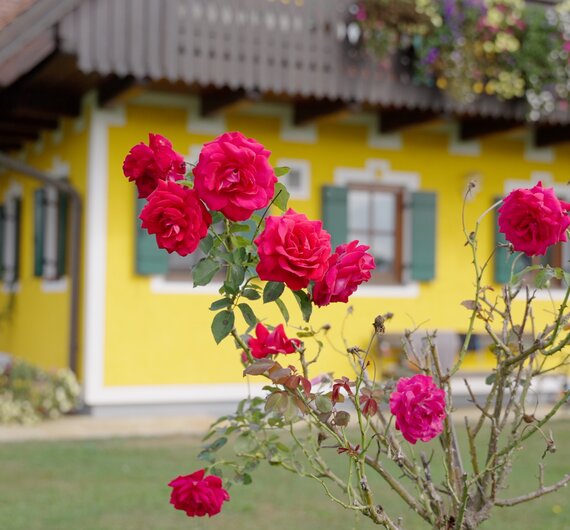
255,209,332,291
168,469,230,517
139,180,211,256
193,131,277,221
312,240,375,307
498,181,570,256
123,133,186,198
389,374,446,444
248,323,301,359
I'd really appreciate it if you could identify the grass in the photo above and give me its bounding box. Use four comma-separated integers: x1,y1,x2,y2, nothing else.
0,421,569,530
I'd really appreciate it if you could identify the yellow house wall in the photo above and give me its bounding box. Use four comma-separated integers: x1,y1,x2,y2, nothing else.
0,116,89,373
104,102,570,387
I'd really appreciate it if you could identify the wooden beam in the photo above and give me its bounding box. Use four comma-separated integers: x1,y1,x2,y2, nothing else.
293,99,347,126
200,88,246,117
0,129,39,141
98,74,139,107
459,118,521,141
0,115,58,130
0,122,45,137
534,125,570,147
0,89,81,118
378,109,438,134
0,142,23,152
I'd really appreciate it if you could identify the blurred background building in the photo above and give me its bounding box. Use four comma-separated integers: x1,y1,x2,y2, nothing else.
0,0,568,413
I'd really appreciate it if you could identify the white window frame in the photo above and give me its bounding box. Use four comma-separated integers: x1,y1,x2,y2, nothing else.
276,158,311,200
2,183,22,291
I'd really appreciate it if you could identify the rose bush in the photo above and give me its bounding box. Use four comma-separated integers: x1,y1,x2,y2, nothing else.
193,131,277,221
389,374,447,444
123,133,570,529
168,469,230,517
498,181,570,256
312,241,375,307
139,180,211,255
255,209,332,291
123,133,186,198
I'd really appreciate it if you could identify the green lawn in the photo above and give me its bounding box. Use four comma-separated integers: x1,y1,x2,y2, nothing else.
0,421,569,530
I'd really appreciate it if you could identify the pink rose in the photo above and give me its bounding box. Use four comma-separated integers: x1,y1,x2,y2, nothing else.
255,209,332,291
248,323,301,359
140,180,211,256
193,131,277,221
312,241,375,307
389,374,446,444
168,469,230,517
498,181,570,256
123,133,186,198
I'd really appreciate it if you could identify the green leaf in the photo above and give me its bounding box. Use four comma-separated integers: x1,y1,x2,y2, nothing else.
293,290,312,322
211,211,224,224
233,236,252,248
193,258,221,287
234,433,257,454
211,310,235,344
224,264,245,292
199,234,214,254
535,267,557,289
204,436,228,452
263,281,285,303
177,180,194,188
230,223,251,233
265,392,289,413
283,396,299,422
274,298,289,323
242,288,261,300
273,182,290,212
510,264,543,285
485,373,496,385
209,298,232,311
315,394,333,414
238,303,258,328
274,166,290,178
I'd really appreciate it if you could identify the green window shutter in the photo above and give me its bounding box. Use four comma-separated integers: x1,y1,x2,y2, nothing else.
410,191,437,282
135,197,169,275
494,197,511,284
34,189,46,277
322,186,347,251
493,197,530,283
56,192,69,278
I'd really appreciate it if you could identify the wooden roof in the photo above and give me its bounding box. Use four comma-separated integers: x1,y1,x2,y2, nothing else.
0,0,569,153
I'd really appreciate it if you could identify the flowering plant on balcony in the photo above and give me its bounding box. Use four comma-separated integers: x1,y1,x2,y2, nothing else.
352,0,570,119
123,133,570,529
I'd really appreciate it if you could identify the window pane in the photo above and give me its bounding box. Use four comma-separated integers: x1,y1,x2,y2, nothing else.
168,249,203,272
372,192,396,232
372,235,395,273
349,231,370,248
348,190,369,231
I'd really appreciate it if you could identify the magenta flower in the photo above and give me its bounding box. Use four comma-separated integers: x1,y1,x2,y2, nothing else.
312,240,375,307
498,181,570,256
168,469,230,517
248,323,302,359
123,133,186,198
389,374,446,444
